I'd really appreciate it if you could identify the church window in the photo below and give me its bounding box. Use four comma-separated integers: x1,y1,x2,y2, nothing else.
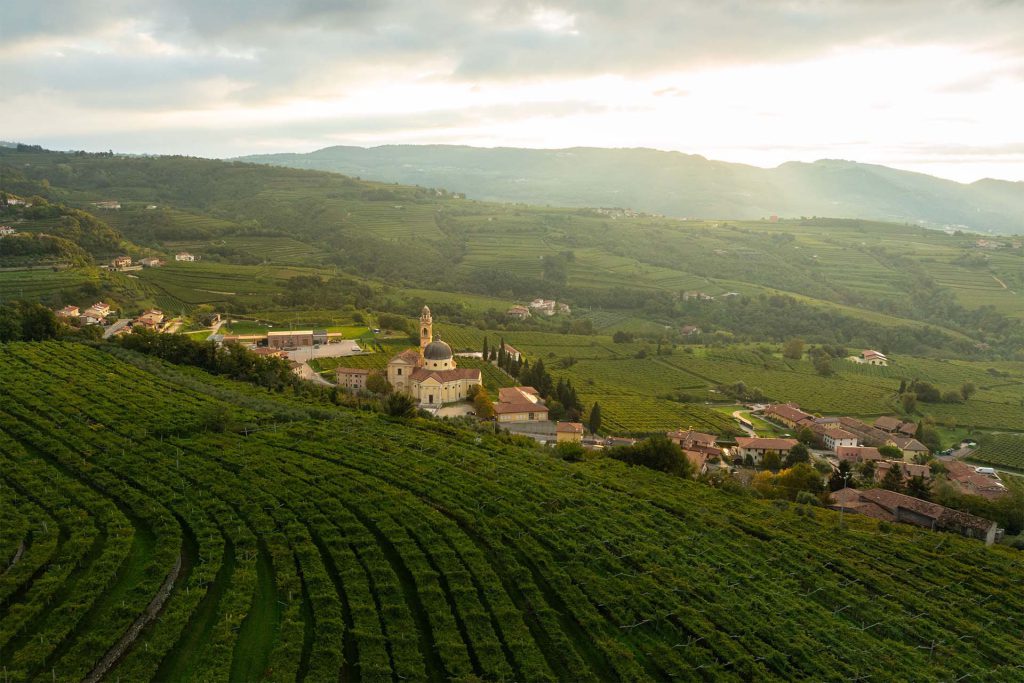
397,368,402,376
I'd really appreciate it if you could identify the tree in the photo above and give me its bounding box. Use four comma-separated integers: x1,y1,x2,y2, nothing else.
812,355,833,376
960,382,976,401
899,392,918,414
554,441,586,462
878,444,903,459
382,392,418,418
612,331,634,343
365,371,391,395
587,402,602,435
762,451,783,472
781,338,805,360
785,443,810,467
880,464,905,493
608,436,692,477
829,461,854,492
905,475,931,501
482,337,489,363
473,386,495,419
796,426,816,446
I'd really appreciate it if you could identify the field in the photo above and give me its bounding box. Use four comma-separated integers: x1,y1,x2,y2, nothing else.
968,433,1024,471
0,341,1022,682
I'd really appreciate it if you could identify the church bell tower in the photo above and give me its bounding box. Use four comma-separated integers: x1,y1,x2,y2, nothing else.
419,305,433,357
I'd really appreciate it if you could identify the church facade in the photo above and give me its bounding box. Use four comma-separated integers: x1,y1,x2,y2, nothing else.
386,306,482,407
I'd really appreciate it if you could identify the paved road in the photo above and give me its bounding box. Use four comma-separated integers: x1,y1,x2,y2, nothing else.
731,410,758,437
102,319,131,339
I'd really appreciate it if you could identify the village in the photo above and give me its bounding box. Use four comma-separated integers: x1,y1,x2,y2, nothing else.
51,297,1013,546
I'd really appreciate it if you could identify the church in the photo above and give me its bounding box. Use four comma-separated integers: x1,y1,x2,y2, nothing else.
386,306,482,407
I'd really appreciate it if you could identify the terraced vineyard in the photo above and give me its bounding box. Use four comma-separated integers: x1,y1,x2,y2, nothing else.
2,341,1022,682
969,433,1024,471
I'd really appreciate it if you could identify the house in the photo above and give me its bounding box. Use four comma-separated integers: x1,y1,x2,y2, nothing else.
501,344,522,362
555,422,584,443
762,403,814,429
289,361,316,381
175,252,196,262
494,386,549,423
679,325,701,336
506,305,531,320
943,461,1007,500
888,436,930,458
837,417,892,448
682,291,714,301
335,367,371,391
835,446,885,464
667,428,716,450
850,350,888,366
557,302,571,315
92,200,121,210
84,302,111,318
56,305,80,318
135,309,165,329
313,330,328,345
732,437,799,465
0,226,15,236
139,257,164,267
829,488,998,545
874,416,917,435
267,330,315,349
822,429,858,452
251,347,285,358
874,460,931,484
528,299,557,316
111,255,132,269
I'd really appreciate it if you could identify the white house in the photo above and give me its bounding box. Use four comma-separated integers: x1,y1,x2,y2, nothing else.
822,429,858,452
175,252,196,262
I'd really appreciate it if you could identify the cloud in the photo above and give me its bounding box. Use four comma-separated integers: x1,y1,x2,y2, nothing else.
2,1,1023,180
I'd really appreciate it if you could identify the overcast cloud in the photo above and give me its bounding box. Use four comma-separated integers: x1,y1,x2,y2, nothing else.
2,0,1023,181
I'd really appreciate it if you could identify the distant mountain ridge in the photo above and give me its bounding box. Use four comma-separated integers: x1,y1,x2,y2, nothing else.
236,145,1024,233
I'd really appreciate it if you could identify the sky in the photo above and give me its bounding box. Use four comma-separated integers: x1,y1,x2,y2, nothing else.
2,0,1023,182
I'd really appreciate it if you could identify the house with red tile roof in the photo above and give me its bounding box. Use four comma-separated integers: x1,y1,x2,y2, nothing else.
830,488,998,544
733,437,799,465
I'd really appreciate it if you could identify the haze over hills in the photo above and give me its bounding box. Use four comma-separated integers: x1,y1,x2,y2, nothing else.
237,145,1024,234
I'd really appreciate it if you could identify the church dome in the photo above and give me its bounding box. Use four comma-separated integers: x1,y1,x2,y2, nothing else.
423,339,453,360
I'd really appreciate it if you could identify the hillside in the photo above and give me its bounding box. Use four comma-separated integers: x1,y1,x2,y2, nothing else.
236,145,1024,234
1,341,1022,682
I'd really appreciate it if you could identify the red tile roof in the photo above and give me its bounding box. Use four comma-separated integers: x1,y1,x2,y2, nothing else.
556,422,584,433
734,437,799,450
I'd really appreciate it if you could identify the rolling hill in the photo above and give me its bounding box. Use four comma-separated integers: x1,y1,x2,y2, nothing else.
237,145,1024,234
1,341,1022,681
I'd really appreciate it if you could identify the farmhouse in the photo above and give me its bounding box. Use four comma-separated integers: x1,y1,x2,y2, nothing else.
175,252,196,262
822,429,858,452
835,446,884,464
679,325,701,336
943,461,1007,500
267,330,314,349
830,488,998,545
506,305,531,320
84,302,111,318
850,350,888,366
111,255,132,268
139,257,164,267
386,306,482,407
555,421,584,443
501,343,523,362
763,403,813,429
874,416,917,436
92,200,121,210
56,305,80,318
888,436,930,458
732,437,799,465
251,348,285,358
0,225,15,236
135,309,165,329
874,460,931,485
493,386,549,423
335,367,371,391
684,449,710,475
